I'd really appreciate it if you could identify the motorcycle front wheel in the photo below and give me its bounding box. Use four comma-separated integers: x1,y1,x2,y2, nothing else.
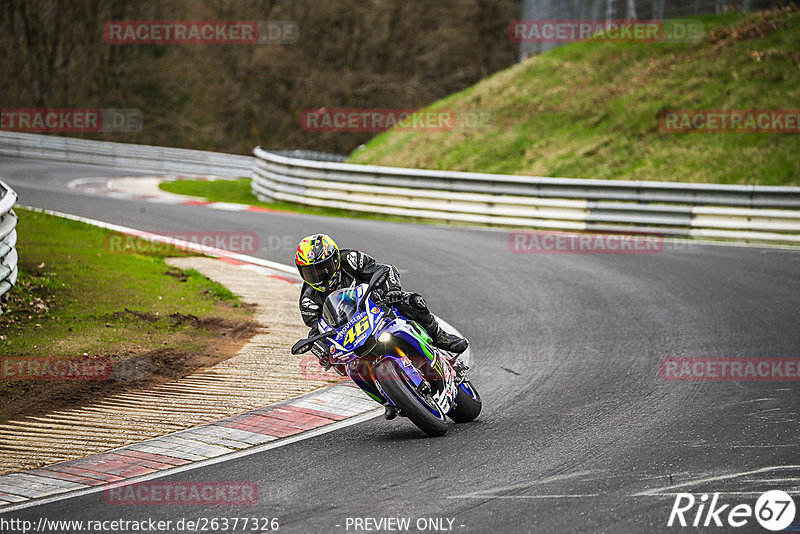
448,380,482,423
374,359,449,437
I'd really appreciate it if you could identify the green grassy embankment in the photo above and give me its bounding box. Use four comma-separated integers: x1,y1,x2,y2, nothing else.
349,8,800,186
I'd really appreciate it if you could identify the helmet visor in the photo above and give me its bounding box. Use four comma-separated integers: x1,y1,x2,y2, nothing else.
298,255,338,288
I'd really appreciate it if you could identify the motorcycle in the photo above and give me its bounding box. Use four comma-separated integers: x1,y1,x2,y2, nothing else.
291,268,481,436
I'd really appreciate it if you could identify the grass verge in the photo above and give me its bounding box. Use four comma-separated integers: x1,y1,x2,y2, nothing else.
0,208,258,422
159,178,431,224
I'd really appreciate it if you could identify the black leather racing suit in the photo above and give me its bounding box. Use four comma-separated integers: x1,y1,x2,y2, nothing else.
299,249,446,357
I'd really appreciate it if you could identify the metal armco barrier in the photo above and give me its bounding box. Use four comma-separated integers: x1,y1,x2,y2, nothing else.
0,180,18,303
252,147,800,244
0,133,797,244
0,132,253,177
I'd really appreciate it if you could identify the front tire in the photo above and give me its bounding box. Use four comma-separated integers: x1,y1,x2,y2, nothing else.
374,359,449,437
448,381,482,423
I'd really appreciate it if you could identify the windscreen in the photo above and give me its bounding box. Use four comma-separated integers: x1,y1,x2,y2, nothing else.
322,288,358,328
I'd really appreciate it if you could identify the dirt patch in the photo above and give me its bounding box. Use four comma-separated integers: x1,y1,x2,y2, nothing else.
0,314,259,423
705,6,795,50
165,266,190,282
111,308,260,338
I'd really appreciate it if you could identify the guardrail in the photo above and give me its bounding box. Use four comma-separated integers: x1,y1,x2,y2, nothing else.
252,147,800,244
0,180,19,304
0,133,797,244
0,132,253,177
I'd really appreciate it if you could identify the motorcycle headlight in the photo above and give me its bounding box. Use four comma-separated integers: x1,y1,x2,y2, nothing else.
378,332,392,343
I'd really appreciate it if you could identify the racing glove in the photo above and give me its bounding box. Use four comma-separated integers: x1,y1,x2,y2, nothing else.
384,290,406,304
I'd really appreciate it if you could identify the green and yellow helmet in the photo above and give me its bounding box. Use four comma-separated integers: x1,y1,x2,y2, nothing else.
295,234,341,292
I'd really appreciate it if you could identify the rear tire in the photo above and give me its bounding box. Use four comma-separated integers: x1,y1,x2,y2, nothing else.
374,360,449,437
448,381,482,423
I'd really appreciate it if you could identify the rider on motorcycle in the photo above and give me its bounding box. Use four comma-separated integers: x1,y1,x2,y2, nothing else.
295,233,469,360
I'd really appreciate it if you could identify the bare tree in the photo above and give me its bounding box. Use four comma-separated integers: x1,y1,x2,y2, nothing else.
0,0,521,153
627,0,639,18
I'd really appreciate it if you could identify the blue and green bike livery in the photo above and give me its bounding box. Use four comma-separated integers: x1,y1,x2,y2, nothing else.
292,269,481,437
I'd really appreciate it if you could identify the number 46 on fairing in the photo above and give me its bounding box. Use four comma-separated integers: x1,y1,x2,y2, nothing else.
343,316,370,346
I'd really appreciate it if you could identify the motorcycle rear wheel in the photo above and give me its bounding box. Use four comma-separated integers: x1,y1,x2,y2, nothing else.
374,359,449,437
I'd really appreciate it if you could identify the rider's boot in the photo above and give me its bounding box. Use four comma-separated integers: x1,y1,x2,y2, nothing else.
402,293,468,356
421,315,468,356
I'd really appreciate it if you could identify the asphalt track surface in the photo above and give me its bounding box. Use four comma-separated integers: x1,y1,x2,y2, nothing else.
1,156,799,533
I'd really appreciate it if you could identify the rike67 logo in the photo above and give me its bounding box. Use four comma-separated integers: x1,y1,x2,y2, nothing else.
668,491,795,530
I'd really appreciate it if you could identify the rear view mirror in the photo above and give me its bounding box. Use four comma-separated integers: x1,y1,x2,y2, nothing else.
291,330,337,355
358,267,390,311
291,339,314,355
